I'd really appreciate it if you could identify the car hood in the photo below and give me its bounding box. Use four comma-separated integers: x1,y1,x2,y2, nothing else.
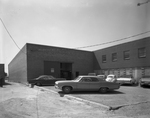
55,80,77,84
117,78,131,81
141,78,150,82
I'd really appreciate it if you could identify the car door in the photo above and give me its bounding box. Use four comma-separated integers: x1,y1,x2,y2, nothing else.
76,77,91,91
90,77,105,90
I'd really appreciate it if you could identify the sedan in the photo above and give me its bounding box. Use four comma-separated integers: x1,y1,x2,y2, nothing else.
55,75,120,94
140,76,150,87
28,75,66,86
117,75,136,85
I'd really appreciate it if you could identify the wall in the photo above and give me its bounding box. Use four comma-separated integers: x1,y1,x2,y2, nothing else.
0,64,5,78
94,37,150,69
94,37,150,80
8,45,27,84
26,43,94,80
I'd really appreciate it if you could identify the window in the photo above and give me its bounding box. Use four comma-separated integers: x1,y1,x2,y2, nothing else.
124,50,130,60
138,47,146,58
102,55,106,63
112,53,117,62
81,77,92,82
91,77,99,82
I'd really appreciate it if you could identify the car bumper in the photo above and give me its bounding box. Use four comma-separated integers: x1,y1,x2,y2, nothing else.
140,82,150,86
55,85,61,90
117,81,133,85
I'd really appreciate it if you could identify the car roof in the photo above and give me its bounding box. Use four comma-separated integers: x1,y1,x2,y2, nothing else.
107,74,115,76
79,75,100,78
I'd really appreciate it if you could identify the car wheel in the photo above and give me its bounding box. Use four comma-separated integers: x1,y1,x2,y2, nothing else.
99,87,108,93
62,86,72,94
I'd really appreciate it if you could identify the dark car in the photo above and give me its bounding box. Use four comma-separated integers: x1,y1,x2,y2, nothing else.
28,75,66,86
140,76,150,87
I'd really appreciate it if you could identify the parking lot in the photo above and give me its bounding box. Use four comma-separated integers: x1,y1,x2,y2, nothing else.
43,85,150,117
43,85,150,107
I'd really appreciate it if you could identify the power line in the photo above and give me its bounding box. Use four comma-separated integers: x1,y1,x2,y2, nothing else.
0,17,25,53
75,31,150,49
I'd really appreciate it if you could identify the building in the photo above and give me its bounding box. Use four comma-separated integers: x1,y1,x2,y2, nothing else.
8,43,98,84
8,37,150,84
94,37,150,81
0,64,5,78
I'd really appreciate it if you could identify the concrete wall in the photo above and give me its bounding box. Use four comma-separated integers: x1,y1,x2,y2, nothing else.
8,45,27,84
26,43,95,81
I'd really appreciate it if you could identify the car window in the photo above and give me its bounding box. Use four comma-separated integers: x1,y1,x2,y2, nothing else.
91,77,99,82
81,77,92,82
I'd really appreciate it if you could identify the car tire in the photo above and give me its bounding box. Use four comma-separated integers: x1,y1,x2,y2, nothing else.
99,87,108,93
62,86,72,94
36,82,41,86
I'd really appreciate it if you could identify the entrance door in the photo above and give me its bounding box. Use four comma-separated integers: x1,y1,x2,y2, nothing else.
60,63,72,80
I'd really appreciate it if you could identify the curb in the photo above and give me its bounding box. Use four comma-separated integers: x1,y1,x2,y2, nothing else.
34,86,111,110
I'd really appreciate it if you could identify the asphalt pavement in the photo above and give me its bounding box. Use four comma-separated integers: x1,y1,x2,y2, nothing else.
43,85,150,109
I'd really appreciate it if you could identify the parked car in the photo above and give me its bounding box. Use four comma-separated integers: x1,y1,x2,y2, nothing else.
139,76,150,87
28,75,66,86
97,75,106,80
106,74,117,83
117,75,136,85
55,75,120,94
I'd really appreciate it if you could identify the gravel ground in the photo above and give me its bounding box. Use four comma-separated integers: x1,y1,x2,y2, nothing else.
0,82,149,118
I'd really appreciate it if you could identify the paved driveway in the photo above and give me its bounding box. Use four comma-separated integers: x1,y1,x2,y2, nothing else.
43,85,150,108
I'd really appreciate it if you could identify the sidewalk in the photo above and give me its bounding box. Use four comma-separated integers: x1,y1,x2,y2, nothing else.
0,81,129,118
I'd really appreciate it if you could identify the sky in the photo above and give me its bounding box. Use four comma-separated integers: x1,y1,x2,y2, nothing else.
0,0,150,73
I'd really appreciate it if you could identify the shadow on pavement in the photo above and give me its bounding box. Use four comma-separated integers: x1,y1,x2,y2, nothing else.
58,90,124,97
140,85,150,89
4,82,12,85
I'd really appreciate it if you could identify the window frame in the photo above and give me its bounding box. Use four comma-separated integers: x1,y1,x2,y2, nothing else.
102,55,106,63
112,53,117,62
138,47,146,58
123,50,130,60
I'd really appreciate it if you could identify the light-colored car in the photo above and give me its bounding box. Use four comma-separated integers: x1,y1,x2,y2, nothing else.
55,75,120,94
106,74,117,83
97,75,106,80
140,76,150,87
117,75,136,85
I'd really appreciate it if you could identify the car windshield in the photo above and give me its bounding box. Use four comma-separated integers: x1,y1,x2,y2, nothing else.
107,76,114,78
74,76,82,80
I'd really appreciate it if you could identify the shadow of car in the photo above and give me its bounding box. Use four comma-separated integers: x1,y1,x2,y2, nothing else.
28,75,66,86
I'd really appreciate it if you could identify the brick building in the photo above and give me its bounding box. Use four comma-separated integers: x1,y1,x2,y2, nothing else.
8,43,98,84
94,37,150,81
8,37,150,84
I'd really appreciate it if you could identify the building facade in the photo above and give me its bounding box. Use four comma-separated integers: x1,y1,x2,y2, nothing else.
9,43,97,84
94,37,150,81
8,37,150,84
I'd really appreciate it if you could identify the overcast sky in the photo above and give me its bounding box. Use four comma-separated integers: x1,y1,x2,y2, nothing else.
0,0,150,73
